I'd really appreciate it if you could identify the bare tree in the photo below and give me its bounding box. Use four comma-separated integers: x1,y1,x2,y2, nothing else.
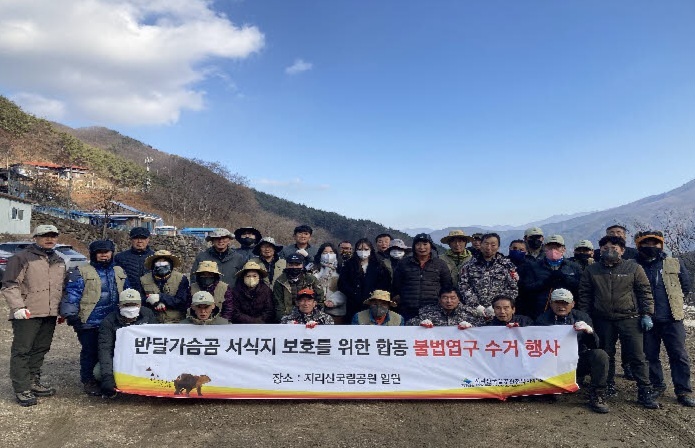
633,208,695,256
93,186,120,239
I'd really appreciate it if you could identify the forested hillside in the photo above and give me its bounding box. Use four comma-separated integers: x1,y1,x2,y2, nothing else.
1,96,412,246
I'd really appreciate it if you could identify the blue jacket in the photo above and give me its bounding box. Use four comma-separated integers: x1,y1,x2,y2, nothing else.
60,261,131,329
114,246,154,292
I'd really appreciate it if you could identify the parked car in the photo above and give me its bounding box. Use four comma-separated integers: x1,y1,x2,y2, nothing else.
0,241,89,272
0,248,14,286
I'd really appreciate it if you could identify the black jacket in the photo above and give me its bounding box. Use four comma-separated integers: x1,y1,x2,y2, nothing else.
114,246,154,293
518,258,583,319
486,314,534,327
535,309,598,354
98,307,157,390
392,255,453,314
338,257,391,319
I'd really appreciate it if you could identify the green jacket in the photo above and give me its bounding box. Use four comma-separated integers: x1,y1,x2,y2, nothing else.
441,250,473,286
578,259,654,320
272,272,324,322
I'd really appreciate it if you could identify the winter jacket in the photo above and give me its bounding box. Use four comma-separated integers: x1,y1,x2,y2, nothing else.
352,309,404,326
636,254,692,322
179,306,229,325
235,246,256,263
114,246,154,293
190,247,245,284
577,259,654,320
392,255,452,316
517,258,583,319
98,307,157,390
338,258,392,319
223,282,275,324
441,250,473,286
190,280,230,310
406,303,474,327
313,266,346,317
249,256,286,287
458,253,518,308
486,314,534,327
273,272,324,322
2,244,65,318
280,306,334,325
140,271,191,323
279,244,318,263
60,262,129,329
535,309,599,354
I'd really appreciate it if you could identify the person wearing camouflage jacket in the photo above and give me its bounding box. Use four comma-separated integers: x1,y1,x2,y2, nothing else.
440,230,474,286
407,287,475,326
458,234,518,309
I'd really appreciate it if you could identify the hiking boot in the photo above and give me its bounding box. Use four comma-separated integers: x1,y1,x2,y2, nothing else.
589,389,610,414
605,383,618,398
623,364,636,381
15,390,37,407
83,380,101,396
638,387,661,409
677,395,695,407
31,375,56,397
652,383,667,399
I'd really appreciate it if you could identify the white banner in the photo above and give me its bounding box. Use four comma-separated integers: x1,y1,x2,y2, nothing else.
113,324,578,400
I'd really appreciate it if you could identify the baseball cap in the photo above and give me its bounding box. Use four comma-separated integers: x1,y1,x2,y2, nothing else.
286,253,305,265
191,291,215,306
545,235,565,246
119,288,142,304
550,288,574,303
524,227,544,237
33,224,60,237
574,240,594,250
129,227,151,238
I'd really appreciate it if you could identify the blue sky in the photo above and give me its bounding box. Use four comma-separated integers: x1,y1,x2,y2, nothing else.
1,1,694,230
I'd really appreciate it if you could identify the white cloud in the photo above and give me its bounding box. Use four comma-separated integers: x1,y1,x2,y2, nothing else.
285,58,313,75
10,92,66,120
255,177,329,191
0,0,264,125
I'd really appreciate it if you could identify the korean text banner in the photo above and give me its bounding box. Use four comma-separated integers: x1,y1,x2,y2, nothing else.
113,324,579,400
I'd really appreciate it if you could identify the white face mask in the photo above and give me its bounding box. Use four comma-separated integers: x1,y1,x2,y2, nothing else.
390,250,405,259
356,250,370,260
320,253,337,265
244,276,260,288
120,306,140,319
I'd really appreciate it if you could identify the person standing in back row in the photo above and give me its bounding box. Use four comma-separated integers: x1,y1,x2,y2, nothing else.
114,227,154,294
279,225,318,262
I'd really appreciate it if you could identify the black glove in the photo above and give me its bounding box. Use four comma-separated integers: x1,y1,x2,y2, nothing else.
66,315,82,327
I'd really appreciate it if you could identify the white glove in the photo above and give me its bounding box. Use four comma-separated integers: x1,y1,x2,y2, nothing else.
146,294,160,305
475,305,486,317
154,302,167,312
420,319,434,328
13,308,31,319
296,249,309,257
506,322,520,328
306,320,318,329
574,321,593,334
458,321,473,330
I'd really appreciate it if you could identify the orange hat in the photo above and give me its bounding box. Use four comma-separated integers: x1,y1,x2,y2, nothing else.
297,288,316,299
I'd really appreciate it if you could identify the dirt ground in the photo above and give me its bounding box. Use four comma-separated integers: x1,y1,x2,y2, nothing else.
1,310,694,448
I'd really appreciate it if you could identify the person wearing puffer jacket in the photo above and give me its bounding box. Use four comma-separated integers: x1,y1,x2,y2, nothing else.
60,239,129,396
392,233,452,322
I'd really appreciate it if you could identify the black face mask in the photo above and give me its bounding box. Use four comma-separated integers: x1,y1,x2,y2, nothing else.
639,246,662,259
284,267,302,280
239,237,256,247
527,238,543,250
153,265,172,277
197,276,216,289
574,253,592,262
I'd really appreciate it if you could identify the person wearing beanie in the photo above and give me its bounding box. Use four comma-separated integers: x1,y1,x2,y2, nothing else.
60,239,129,396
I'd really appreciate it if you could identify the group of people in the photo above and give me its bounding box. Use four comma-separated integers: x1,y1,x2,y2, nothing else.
2,222,692,415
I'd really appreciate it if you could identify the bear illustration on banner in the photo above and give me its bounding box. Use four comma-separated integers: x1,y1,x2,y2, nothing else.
174,373,212,396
